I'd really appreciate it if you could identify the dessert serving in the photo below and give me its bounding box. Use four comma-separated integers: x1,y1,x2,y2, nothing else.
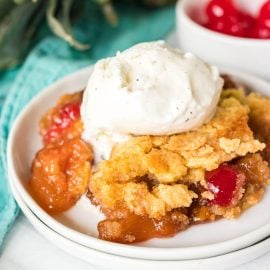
28,41,270,244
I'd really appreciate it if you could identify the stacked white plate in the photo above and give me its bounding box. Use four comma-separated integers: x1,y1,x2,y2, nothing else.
7,66,270,270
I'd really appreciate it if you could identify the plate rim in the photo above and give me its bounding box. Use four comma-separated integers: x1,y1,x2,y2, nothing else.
9,169,270,270
7,65,270,260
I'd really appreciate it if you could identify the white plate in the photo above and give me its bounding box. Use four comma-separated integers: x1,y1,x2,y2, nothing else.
7,66,270,260
9,173,270,270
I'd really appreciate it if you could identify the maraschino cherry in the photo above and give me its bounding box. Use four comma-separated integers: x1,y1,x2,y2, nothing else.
204,0,270,39
206,164,239,206
250,0,270,39
44,101,81,144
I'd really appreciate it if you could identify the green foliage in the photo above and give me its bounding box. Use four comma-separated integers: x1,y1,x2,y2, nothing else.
0,0,175,69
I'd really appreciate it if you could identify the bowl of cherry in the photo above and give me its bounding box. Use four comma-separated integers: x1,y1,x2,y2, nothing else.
176,0,270,81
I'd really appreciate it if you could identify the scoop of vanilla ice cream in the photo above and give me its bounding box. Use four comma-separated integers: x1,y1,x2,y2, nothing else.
81,41,223,162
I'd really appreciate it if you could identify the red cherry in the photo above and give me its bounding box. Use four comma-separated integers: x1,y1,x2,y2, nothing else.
58,102,81,128
250,25,270,39
206,0,237,21
225,12,255,37
238,12,256,35
258,0,270,29
226,16,246,37
205,19,227,33
204,0,258,38
206,164,239,206
205,1,256,37
44,101,81,144
206,16,247,37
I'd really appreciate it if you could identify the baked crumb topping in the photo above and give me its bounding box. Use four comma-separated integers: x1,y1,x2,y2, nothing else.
89,93,265,219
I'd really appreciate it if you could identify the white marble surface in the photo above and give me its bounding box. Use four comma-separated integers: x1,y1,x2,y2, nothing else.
0,213,270,270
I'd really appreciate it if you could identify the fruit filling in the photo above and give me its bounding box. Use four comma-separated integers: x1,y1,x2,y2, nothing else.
29,138,92,214
28,74,270,244
40,92,83,144
98,211,189,243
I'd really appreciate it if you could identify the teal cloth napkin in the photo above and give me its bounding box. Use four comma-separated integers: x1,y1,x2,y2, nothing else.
0,3,175,246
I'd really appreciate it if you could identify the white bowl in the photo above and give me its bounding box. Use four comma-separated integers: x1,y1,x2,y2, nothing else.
7,66,270,261
9,177,270,270
176,0,270,81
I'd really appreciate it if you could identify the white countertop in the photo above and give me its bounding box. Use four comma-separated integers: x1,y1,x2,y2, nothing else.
0,213,270,270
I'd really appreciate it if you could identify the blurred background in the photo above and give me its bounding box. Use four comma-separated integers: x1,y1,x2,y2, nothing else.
0,0,176,70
